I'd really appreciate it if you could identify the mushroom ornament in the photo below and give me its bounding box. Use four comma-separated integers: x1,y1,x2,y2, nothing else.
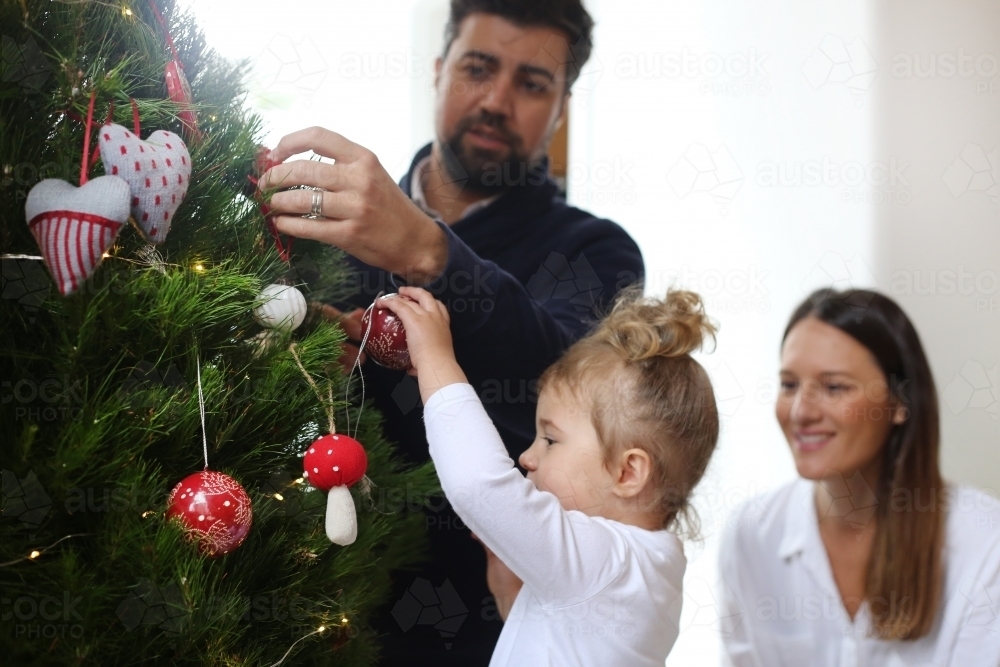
302,433,368,545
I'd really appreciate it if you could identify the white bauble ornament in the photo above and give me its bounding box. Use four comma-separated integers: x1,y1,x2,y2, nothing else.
254,284,306,331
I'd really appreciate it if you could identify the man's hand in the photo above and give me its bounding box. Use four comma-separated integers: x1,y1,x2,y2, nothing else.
375,286,467,402
472,533,523,621
261,127,449,285
315,303,367,373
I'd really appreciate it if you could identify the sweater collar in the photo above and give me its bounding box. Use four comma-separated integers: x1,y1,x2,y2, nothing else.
400,143,561,250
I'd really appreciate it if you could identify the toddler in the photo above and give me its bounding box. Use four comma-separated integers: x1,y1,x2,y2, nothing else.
378,286,720,667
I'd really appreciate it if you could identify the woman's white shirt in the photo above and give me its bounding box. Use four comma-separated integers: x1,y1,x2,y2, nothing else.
720,478,1000,667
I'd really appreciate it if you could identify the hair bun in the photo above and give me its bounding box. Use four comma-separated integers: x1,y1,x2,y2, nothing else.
596,288,716,361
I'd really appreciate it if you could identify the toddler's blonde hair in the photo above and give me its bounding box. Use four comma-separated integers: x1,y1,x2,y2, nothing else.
539,288,719,536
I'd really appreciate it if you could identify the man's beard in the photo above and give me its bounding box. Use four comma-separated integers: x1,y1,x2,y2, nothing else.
439,111,544,195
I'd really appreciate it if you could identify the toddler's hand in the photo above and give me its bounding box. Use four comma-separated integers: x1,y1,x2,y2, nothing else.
375,286,467,402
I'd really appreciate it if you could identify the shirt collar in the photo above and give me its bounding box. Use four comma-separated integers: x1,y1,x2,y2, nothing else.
777,478,817,560
409,155,501,222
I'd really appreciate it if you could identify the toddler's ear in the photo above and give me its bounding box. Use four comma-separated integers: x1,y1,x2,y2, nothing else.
613,448,653,499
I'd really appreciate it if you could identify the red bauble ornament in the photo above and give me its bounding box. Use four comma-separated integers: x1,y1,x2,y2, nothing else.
166,470,252,557
361,294,413,371
303,434,368,545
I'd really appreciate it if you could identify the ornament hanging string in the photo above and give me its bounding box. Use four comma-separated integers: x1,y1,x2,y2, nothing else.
345,294,379,440
87,100,116,172
196,353,210,470
75,91,119,183
79,90,97,185
288,343,377,503
131,98,142,135
288,343,336,435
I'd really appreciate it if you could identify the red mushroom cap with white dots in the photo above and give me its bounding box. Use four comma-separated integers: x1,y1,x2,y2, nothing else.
302,434,367,492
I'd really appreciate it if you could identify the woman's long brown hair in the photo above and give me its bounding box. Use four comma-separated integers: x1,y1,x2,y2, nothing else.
784,289,944,639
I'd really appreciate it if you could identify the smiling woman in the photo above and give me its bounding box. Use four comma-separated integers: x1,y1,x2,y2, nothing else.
719,288,1000,667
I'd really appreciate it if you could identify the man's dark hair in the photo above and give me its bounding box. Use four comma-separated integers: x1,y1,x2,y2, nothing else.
442,0,594,92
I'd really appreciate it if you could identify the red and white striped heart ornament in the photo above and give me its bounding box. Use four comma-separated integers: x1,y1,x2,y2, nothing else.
25,176,131,296
98,123,191,243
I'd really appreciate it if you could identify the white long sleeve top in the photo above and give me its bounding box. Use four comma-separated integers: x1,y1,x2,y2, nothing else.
423,383,686,667
719,478,1000,667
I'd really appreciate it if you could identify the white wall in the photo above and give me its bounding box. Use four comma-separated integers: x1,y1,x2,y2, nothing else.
184,1,999,664
872,0,999,496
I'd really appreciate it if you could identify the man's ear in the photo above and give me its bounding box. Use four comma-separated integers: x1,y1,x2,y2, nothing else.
612,448,653,499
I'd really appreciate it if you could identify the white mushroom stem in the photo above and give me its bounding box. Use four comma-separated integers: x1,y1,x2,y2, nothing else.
325,485,358,546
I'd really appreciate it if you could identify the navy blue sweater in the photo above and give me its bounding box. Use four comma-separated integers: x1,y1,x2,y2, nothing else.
340,143,644,666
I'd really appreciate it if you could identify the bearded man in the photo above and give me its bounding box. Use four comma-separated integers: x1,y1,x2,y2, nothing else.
259,1,643,663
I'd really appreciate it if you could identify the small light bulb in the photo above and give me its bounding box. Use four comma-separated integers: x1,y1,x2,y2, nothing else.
294,477,305,485
29,550,41,559
142,510,155,518
341,616,348,625
193,263,205,272
102,252,110,258
273,493,284,501
317,625,326,633
122,6,132,16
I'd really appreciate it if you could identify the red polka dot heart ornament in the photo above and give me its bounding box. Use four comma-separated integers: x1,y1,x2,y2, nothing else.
98,123,191,243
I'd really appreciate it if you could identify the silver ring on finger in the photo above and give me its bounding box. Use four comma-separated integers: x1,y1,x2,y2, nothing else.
308,189,324,218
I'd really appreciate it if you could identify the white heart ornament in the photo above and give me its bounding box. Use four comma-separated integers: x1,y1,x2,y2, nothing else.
98,123,191,243
25,177,131,296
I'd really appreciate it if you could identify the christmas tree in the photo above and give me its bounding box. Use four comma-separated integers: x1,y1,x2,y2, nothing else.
1,1,437,664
